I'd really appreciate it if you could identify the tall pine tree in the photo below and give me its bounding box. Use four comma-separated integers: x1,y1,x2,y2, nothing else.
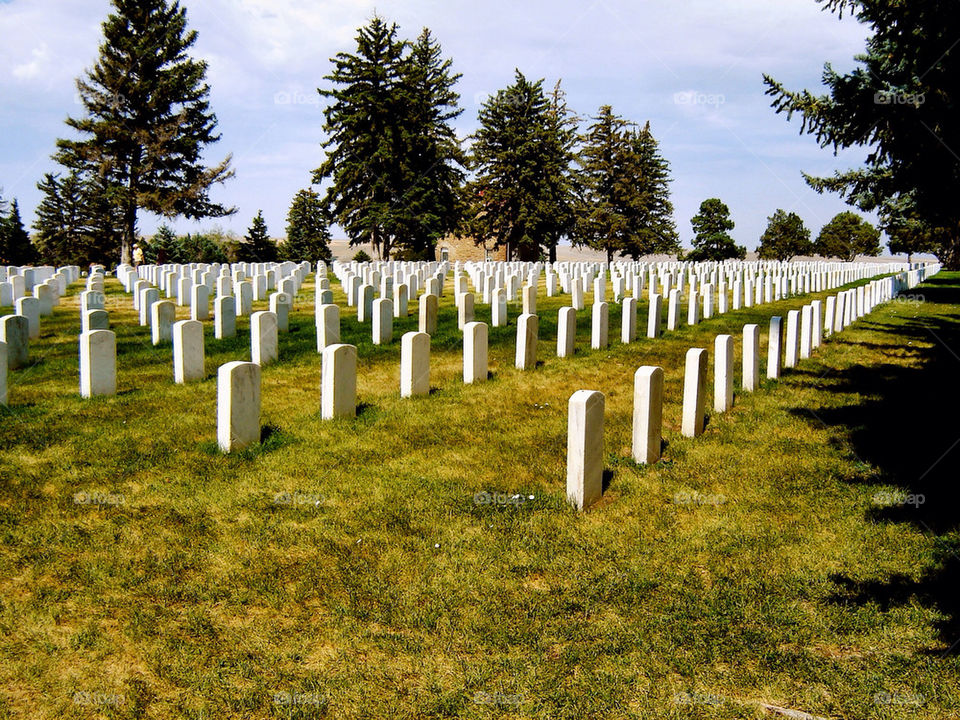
284,189,332,263
55,0,234,265
391,29,466,260
0,200,38,266
629,122,680,258
314,17,408,260
575,106,681,263
33,172,123,266
464,71,578,261
241,211,277,263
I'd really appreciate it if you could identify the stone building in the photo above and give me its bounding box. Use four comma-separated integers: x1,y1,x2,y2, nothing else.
436,235,507,263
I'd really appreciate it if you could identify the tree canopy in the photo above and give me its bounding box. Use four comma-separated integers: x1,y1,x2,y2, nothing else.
687,198,745,261
814,211,881,261
55,0,234,265
758,209,812,261
463,72,578,262
763,0,960,267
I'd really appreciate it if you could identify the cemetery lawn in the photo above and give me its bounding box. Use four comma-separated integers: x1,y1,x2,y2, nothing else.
1,271,959,720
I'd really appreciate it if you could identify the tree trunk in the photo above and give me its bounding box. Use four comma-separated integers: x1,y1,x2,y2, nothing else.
121,199,135,267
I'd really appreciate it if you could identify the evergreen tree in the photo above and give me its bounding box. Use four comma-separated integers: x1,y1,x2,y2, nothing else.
145,225,183,264
464,71,578,261
240,211,277,263
0,200,38,265
55,0,234,265
626,122,680,259
391,29,466,260
33,171,123,266
314,16,408,260
284,189,332,263
687,198,745,261
763,0,960,267
575,106,647,262
814,211,881,261
757,209,812,261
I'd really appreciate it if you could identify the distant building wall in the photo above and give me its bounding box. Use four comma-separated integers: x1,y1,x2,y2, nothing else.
437,235,507,263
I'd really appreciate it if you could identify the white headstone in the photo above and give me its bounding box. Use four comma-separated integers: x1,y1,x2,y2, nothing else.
419,294,438,335
566,389,605,511
321,343,357,419
316,303,340,352
15,297,39,340
766,316,783,380
82,309,109,334
591,302,609,350
463,321,488,384
400,331,430,397
714,334,734,413
79,329,116,398
373,298,394,344
632,366,663,465
251,311,278,366
647,293,662,339
217,361,261,452
0,315,28,369
742,324,760,392
173,319,205,383
557,307,576,358
151,300,176,345
621,297,637,344
515,313,538,370
681,347,708,438
215,295,236,339
784,309,800,368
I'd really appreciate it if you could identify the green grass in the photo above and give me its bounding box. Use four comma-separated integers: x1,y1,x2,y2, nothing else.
0,269,958,719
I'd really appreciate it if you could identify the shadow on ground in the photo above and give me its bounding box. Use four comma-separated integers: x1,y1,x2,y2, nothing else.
791,273,960,652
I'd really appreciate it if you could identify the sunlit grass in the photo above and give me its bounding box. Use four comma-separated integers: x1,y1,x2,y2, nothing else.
0,269,957,719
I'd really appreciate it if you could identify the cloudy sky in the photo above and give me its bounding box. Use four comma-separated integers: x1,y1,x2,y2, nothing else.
0,0,879,251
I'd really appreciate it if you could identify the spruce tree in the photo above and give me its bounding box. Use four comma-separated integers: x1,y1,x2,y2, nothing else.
0,200,38,266
391,29,466,260
33,172,123,266
241,211,277,263
314,17,408,260
758,209,812,261
464,71,578,261
55,0,234,265
146,225,183,264
687,198,745,261
764,0,960,267
629,122,680,258
284,189,332,263
575,106,680,262
815,211,881,261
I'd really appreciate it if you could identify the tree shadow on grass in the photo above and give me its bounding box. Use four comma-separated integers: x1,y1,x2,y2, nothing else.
789,273,960,650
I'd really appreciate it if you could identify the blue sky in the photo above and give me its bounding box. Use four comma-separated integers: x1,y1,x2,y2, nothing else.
0,0,880,251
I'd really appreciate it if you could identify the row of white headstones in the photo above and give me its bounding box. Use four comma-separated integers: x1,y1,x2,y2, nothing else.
0,260,935,482
566,264,938,510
